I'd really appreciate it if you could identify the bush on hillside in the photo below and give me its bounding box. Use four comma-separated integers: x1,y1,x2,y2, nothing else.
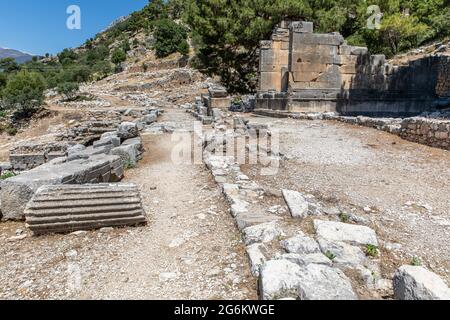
1,70,46,119
111,48,127,66
153,19,189,58
57,82,79,101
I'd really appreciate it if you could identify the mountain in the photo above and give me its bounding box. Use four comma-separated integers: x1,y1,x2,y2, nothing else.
0,48,34,64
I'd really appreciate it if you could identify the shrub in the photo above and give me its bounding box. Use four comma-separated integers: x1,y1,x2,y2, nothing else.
111,48,127,65
1,70,46,119
0,171,16,180
57,82,79,101
153,19,189,58
411,256,422,266
365,244,379,258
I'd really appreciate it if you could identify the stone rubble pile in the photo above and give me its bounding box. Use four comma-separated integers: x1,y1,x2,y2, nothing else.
0,109,162,225
9,142,69,171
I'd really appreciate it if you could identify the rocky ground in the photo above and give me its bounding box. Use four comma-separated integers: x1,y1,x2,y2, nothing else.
0,51,449,300
0,71,256,299
240,115,450,284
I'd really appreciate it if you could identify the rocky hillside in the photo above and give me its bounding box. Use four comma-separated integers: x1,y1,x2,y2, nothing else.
0,48,34,64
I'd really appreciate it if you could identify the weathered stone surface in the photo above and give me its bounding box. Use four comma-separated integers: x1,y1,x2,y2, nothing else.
393,266,450,300
246,243,267,277
317,238,367,267
259,260,357,300
296,264,357,300
0,154,123,220
259,260,303,300
282,189,309,219
118,122,139,139
242,221,283,245
143,114,157,125
314,220,378,246
93,136,120,149
279,253,332,267
25,183,147,235
67,144,86,157
110,144,139,166
280,233,321,254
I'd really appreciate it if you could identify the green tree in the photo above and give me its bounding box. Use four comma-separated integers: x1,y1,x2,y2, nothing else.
1,70,46,119
57,82,79,100
0,58,20,74
111,48,127,65
0,73,7,92
379,13,431,55
185,0,311,93
153,19,189,58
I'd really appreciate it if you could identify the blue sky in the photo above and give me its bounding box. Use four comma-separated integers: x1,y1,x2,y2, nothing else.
0,0,149,55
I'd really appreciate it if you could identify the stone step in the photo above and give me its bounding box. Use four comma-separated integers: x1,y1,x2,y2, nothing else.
25,183,147,235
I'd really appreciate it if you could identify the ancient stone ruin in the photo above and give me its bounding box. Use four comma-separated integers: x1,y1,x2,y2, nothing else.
256,21,450,116
25,183,147,235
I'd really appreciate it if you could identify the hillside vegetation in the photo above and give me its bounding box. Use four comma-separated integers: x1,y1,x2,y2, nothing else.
0,0,449,125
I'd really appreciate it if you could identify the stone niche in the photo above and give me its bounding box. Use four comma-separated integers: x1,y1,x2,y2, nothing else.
256,20,448,116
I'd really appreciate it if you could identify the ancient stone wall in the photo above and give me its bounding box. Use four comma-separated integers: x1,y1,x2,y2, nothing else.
436,59,450,98
399,118,450,150
256,21,448,116
259,21,291,92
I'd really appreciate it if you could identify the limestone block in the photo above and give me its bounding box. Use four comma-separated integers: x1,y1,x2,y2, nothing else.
25,183,147,235
314,220,378,246
290,62,330,73
0,154,123,221
292,33,344,47
290,21,314,34
393,266,450,300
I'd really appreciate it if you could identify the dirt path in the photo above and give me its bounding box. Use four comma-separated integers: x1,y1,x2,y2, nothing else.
80,108,255,299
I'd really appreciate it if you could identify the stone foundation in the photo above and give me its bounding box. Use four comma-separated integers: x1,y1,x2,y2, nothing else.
399,118,450,150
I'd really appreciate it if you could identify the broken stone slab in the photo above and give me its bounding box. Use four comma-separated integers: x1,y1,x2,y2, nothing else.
280,233,321,254
259,260,357,300
117,122,139,140
259,260,304,300
282,189,309,219
67,145,112,161
100,132,118,140
67,144,86,157
24,183,147,235
0,154,123,221
242,221,284,245
317,238,367,267
297,264,357,300
314,220,378,247
0,162,12,171
110,145,139,166
121,137,144,160
143,114,157,125
93,136,121,149
235,211,281,232
393,265,450,300
246,243,267,277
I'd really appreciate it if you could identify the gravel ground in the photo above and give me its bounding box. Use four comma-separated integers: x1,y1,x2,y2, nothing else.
0,109,256,300
241,115,450,283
